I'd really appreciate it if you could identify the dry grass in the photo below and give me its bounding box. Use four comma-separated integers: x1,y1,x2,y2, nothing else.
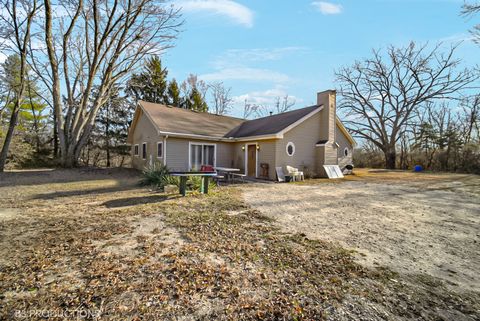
0,168,478,320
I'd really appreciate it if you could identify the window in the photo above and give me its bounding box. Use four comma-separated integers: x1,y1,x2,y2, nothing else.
189,143,215,170
286,142,295,156
142,142,147,159
157,142,163,158
344,147,349,157
134,144,139,156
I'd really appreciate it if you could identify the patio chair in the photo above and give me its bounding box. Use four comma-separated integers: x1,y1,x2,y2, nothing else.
200,165,215,172
286,165,304,181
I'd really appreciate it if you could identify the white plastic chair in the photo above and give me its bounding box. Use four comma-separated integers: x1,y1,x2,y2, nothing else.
286,165,304,181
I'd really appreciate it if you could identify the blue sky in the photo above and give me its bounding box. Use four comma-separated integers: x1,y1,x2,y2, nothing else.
162,0,479,117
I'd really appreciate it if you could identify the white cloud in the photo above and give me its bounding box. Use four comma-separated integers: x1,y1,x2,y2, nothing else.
213,46,307,69
0,52,7,64
439,33,476,43
178,0,254,28
200,67,290,83
311,1,343,15
233,87,300,106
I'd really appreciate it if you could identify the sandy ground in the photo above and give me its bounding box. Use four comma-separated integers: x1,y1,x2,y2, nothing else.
243,170,480,292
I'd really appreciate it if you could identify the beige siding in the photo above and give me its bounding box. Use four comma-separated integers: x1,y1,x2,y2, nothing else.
131,110,160,170
258,140,276,179
276,112,322,177
232,142,245,173
336,125,354,169
229,141,277,179
165,138,189,171
165,138,234,171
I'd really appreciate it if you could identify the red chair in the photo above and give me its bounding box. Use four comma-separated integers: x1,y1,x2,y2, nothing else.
200,165,214,172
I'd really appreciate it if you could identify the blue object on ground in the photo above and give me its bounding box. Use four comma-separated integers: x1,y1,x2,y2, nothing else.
414,165,423,172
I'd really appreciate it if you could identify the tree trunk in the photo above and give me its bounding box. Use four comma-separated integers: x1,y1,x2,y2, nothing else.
53,111,58,158
0,107,20,172
106,104,111,167
384,147,396,169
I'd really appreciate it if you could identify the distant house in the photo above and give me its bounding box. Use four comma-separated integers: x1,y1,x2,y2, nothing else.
127,90,356,179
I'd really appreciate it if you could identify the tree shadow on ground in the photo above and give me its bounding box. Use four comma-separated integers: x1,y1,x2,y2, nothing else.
0,167,140,187
31,185,139,200
102,194,179,208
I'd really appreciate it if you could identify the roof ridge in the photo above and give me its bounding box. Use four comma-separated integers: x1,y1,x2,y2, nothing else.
138,100,246,121
245,104,320,121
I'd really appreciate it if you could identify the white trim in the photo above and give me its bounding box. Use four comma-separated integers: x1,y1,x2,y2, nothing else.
163,136,168,166
336,117,357,146
158,130,280,142
286,142,295,156
188,141,217,171
235,133,282,142
315,141,330,147
157,141,163,158
141,142,147,160
133,144,139,156
160,131,235,141
244,143,259,177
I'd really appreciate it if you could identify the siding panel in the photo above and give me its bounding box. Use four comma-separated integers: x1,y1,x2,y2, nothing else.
276,112,322,177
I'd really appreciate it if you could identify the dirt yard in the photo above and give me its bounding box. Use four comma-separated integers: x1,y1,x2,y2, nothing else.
0,168,479,320
244,169,480,291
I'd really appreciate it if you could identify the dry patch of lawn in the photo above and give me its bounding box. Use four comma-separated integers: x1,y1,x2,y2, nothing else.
0,168,479,320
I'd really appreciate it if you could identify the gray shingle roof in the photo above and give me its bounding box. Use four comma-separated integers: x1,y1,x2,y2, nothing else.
225,105,319,138
138,101,321,139
140,101,244,138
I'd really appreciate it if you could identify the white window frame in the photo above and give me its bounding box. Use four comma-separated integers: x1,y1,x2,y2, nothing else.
157,142,163,158
244,143,258,177
134,144,139,156
188,142,217,171
286,142,295,157
142,142,147,160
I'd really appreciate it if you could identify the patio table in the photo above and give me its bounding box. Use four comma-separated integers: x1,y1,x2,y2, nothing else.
170,172,217,196
214,167,241,183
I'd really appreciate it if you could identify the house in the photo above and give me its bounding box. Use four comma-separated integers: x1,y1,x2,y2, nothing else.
127,90,356,179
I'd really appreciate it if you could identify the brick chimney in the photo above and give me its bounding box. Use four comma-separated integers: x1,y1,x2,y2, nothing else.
316,90,338,175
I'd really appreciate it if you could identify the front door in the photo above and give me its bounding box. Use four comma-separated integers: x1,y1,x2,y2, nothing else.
247,145,257,177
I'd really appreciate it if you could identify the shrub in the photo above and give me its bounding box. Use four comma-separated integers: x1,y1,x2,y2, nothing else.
186,175,216,192
140,162,178,190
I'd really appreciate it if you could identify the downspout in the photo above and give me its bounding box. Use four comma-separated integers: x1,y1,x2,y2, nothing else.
163,135,168,166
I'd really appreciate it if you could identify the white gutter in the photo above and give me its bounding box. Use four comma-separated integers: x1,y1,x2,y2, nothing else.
157,131,280,142
163,135,168,166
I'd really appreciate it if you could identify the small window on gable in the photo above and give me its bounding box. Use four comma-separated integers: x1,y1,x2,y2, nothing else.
142,143,147,159
344,147,349,157
157,142,163,158
134,144,139,156
286,142,295,156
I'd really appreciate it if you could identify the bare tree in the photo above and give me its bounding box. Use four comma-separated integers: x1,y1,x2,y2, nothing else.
462,1,480,44
243,99,263,119
209,82,232,115
0,0,39,172
336,42,478,169
274,94,295,114
38,0,182,167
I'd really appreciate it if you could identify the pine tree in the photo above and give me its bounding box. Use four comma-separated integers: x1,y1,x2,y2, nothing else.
126,56,168,104
1,55,48,163
188,88,208,112
167,79,181,107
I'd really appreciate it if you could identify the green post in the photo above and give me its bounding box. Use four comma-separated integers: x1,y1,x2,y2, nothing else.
179,176,187,196
201,176,209,194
